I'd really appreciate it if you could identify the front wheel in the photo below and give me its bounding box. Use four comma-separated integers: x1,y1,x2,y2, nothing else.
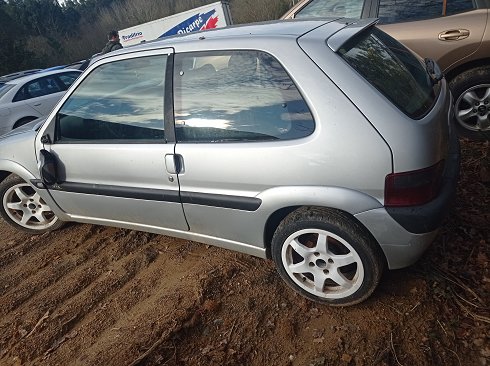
271,207,384,306
450,67,490,140
0,174,64,234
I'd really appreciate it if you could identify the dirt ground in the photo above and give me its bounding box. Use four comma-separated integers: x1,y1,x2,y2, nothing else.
0,139,488,366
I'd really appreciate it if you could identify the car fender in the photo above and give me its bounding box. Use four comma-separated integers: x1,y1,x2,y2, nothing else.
256,186,383,216
0,159,70,221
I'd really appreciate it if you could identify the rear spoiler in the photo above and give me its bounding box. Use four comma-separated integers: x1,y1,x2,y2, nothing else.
326,18,379,52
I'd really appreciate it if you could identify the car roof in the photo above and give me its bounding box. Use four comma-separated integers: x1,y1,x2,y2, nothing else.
94,18,345,60
3,68,81,86
0,69,42,83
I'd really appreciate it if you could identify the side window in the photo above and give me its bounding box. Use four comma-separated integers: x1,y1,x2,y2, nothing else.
56,55,167,142
295,0,364,18
13,76,62,102
378,0,443,24
173,51,314,143
57,72,80,89
446,0,475,16
28,77,62,97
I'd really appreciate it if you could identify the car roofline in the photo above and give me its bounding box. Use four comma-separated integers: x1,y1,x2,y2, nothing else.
92,18,344,62
4,68,81,85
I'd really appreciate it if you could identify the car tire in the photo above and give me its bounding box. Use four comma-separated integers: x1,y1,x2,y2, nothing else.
450,67,490,140
271,207,384,306
0,174,64,234
13,117,37,129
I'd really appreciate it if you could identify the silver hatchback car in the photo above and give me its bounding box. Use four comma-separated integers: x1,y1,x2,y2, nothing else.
0,19,459,305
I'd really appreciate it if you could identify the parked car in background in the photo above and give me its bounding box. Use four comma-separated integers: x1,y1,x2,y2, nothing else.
0,69,41,83
282,0,490,139
0,69,81,136
0,19,459,305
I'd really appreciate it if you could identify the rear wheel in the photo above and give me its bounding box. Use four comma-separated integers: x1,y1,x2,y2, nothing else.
450,67,490,140
0,175,64,234
271,207,384,306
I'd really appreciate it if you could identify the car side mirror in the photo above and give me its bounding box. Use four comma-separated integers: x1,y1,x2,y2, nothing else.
39,149,58,185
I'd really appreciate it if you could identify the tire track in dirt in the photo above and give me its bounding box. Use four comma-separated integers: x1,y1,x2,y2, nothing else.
0,229,115,316
1,226,161,362
44,244,213,366
0,232,52,269
0,225,109,297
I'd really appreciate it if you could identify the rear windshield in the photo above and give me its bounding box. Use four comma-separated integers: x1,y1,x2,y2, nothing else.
338,27,438,119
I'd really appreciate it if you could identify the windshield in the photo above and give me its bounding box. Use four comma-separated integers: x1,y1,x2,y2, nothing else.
339,27,439,119
295,0,363,18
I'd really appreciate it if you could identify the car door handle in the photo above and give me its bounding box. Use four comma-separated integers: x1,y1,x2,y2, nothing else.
165,154,184,174
438,29,470,41
33,103,42,106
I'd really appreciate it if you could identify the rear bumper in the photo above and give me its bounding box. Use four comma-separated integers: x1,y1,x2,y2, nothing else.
354,127,460,270
355,207,439,269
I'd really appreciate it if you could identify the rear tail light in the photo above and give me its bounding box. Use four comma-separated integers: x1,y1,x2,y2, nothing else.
384,161,445,207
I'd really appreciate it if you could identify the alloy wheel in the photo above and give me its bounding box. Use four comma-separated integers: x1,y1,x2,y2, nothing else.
3,182,58,230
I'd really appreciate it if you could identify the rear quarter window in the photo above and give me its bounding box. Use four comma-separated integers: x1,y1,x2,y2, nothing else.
338,27,438,119
173,50,315,143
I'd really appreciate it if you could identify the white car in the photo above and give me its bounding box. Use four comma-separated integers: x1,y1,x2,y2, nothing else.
0,69,81,136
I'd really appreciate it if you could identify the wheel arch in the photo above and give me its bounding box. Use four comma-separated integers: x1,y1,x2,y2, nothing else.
263,205,387,267
445,57,490,83
0,161,36,183
13,116,38,129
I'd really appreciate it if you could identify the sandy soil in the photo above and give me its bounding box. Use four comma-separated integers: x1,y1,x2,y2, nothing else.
0,139,488,366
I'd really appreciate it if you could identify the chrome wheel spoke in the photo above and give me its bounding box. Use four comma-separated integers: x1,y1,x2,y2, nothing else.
6,202,23,211
289,238,310,257
482,87,490,100
477,115,490,130
288,260,310,274
14,187,29,201
331,252,356,267
20,212,32,225
38,204,52,213
314,273,326,292
329,269,352,289
315,233,328,254
457,107,475,121
463,91,479,104
34,212,49,225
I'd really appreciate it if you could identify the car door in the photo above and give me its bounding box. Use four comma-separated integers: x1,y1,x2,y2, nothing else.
171,50,316,243
36,49,189,231
375,0,487,72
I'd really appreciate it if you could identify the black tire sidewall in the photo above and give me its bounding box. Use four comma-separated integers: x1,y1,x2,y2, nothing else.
271,208,383,306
